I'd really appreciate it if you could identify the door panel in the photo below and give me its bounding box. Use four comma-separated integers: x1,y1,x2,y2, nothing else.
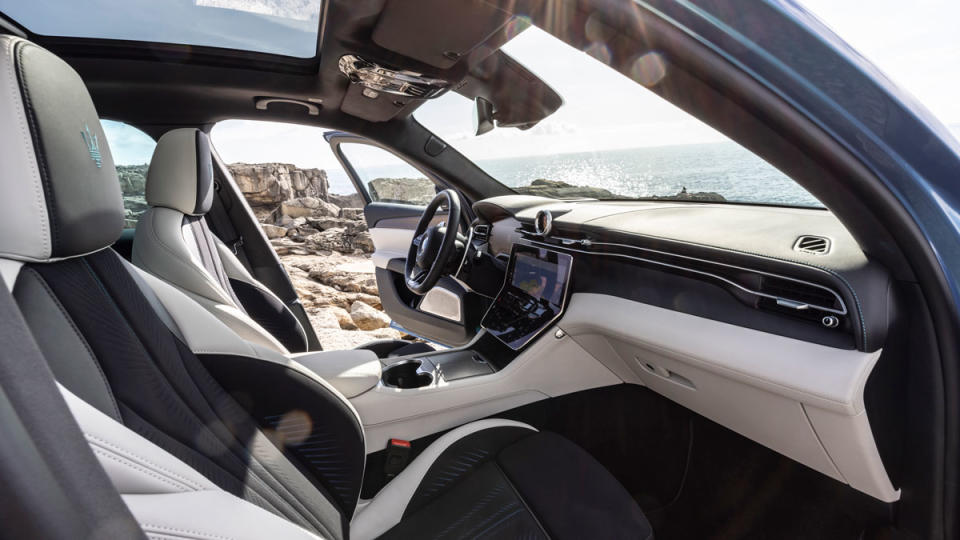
366,204,448,271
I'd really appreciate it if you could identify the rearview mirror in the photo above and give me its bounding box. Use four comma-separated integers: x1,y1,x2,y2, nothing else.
473,97,495,136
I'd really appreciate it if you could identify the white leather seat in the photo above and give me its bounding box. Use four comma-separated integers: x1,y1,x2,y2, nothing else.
133,128,306,353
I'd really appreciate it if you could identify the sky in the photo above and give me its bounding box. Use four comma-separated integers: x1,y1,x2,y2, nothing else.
105,0,960,183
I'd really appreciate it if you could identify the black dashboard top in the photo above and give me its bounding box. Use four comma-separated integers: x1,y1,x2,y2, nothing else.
472,196,893,352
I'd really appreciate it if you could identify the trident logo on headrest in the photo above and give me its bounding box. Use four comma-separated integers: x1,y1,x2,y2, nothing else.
81,123,102,168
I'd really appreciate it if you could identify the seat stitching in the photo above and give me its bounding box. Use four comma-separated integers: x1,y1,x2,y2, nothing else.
493,460,551,539
14,42,58,250
459,499,523,539
121,406,293,518
22,267,122,419
92,447,192,492
431,484,505,538
86,433,207,490
140,524,235,540
3,39,49,256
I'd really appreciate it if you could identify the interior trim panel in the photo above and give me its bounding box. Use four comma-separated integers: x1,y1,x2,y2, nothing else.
561,293,898,502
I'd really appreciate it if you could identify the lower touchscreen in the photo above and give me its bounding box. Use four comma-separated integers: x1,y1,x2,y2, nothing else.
482,245,572,349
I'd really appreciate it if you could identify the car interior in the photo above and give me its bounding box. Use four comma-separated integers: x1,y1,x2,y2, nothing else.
0,0,956,539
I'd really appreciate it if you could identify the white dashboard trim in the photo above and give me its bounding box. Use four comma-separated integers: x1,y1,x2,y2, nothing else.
562,293,898,502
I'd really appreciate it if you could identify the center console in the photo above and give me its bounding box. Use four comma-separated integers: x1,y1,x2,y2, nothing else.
380,349,495,389
379,243,572,390
481,244,573,349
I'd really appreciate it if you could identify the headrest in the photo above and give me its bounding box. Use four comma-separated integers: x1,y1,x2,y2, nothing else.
0,36,124,262
145,128,214,216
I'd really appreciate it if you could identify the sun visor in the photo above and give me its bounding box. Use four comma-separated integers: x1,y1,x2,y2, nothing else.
356,0,562,128
372,0,514,69
454,50,563,129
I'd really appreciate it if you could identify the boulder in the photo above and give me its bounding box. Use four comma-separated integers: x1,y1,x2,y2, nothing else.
286,264,382,310
281,197,340,219
312,326,405,351
368,177,436,205
327,306,357,330
308,266,379,295
340,208,365,220
306,228,375,254
228,163,329,207
328,192,365,209
307,307,342,329
261,224,287,239
123,195,149,228
651,189,727,202
307,216,352,231
350,300,391,330
117,165,148,196
514,179,623,199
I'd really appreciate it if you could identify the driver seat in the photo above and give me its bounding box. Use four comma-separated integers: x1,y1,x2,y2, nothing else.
132,128,432,357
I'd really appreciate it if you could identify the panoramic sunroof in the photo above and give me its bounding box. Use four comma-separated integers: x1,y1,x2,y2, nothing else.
0,0,323,58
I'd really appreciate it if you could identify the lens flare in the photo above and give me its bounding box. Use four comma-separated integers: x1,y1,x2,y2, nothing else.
584,42,612,65
629,52,667,87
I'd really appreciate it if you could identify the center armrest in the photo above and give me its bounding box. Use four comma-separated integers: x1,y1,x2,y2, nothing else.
290,349,381,398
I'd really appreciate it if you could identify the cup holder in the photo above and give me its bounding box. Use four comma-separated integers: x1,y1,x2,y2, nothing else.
382,359,433,389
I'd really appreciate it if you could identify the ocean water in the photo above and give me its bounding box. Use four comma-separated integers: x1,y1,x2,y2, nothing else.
329,142,822,208
476,142,821,207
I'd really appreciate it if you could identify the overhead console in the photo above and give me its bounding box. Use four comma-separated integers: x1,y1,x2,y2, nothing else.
482,245,573,349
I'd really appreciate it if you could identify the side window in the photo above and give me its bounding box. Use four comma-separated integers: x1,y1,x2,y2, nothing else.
210,120,364,216
337,143,437,206
101,120,156,227
210,120,412,351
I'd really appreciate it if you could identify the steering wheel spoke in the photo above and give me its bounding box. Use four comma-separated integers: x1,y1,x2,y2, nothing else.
404,189,462,295
409,267,426,283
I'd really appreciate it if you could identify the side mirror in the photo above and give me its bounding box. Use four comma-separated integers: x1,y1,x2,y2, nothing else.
473,97,495,136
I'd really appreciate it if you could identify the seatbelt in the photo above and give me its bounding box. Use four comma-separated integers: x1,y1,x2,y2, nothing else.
207,178,249,265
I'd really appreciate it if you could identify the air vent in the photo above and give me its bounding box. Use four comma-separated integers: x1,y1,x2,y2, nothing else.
473,224,490,243
760,277,839,310
794,235,831,255
757,276,846,327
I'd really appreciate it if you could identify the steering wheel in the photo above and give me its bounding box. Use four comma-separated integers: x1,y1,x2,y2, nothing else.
405,189,462,295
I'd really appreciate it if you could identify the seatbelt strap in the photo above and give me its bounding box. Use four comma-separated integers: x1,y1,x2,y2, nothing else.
208,178,249,263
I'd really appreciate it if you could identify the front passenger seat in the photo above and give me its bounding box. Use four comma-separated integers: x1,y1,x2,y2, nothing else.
133,129,432,357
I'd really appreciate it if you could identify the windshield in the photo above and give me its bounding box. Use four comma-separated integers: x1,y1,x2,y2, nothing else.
415,26,822,207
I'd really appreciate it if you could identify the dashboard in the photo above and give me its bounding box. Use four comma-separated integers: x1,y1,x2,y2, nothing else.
452,195,901,503
463,195,894,354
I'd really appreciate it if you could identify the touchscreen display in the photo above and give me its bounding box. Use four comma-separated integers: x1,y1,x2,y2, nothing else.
511,253,567,307
482,246,573,350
